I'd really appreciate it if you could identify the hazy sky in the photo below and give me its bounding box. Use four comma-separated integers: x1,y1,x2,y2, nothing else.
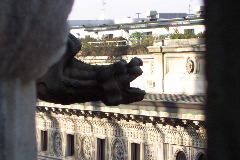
68,0,204,20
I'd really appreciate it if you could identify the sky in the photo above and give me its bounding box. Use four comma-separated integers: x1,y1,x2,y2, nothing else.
68,0,204,20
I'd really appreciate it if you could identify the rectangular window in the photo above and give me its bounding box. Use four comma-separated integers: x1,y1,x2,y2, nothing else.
131,143,140,160
96,138,105,160
184,29,195,35
85,35,90,39
108,34,113,39
147,80,155,88
41,130,48,151
67,134,74,156
144,32,152,36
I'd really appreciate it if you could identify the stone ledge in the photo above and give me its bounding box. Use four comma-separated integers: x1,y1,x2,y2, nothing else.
36,99,205,121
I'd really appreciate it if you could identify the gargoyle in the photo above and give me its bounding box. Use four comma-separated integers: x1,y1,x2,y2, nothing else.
37,33,145,106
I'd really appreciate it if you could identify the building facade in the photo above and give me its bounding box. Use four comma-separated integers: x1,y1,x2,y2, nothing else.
70,18,205,41
77,38,206,95
36,94,206,160
36,39,206,160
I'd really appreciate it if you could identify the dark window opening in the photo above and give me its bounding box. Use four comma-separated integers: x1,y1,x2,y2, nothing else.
131,143,140,160
67,134,74,156
108,34,113,39
176,151,187,160
85,35,90,39
41,130,48,151
184,29,195,35
96,138,105,160
144,32,152,36
103,34,113,40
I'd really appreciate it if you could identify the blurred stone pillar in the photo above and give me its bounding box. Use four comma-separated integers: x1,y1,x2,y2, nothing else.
205,0,240,159
0,80,36,159
0,0,74,159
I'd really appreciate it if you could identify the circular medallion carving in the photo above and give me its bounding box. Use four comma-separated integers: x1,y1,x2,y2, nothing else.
82,136,92,159
53,131,62,157
186,58,194,74
112,139,125,160
144,145,155,160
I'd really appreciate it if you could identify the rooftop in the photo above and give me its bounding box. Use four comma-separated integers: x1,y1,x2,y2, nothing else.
69,16,204,29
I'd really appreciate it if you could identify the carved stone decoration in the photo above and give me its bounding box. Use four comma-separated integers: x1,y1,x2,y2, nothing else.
76,135,81,158
37,33,145,106
195,57,201,74
81,136,92,160
144,144,155,160
186,58,194,74
112,139,125,160
53,131,62,157
36,110,207,160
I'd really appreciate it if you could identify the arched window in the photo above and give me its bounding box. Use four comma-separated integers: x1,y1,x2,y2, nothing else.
198,154,207,160
176,151,187,160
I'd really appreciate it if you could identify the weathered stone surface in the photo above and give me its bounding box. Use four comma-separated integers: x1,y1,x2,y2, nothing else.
0,80,36,160
0,0,73,81
0,1,74,160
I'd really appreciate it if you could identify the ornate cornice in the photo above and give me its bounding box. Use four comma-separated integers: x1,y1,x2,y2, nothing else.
36,105,205,130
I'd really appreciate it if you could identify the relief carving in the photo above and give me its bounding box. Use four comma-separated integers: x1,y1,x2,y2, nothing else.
186,58,194,74
82,136,92,160
53,131,62,157
112,139,125,160
144,144,155,160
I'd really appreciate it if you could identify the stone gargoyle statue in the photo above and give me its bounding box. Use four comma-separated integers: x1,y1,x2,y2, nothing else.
37,33,145,106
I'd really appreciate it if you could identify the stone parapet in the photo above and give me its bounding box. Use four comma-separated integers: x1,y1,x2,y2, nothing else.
154,38,205,47
37,96,205,122
161,45,205,53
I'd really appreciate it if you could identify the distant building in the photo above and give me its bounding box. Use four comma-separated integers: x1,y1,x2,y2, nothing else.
70,17,205,40
195,6,205,17
158,13,187,20
114,18,148,24
147,10,158,21
68,19,114,28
